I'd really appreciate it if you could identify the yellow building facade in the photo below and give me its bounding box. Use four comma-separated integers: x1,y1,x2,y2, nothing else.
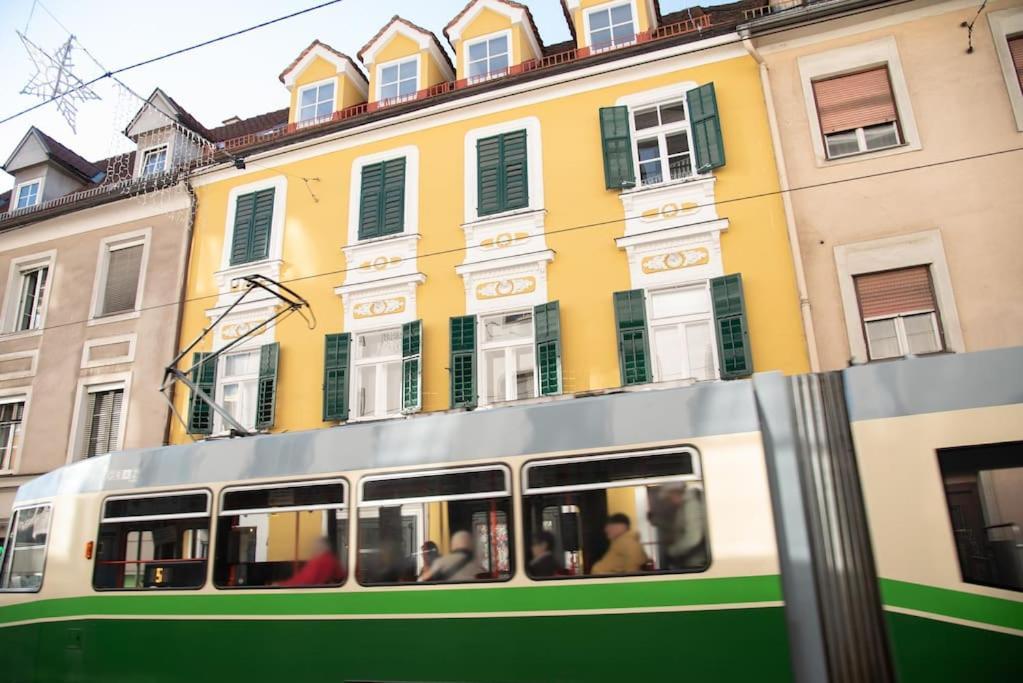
170,0,809,444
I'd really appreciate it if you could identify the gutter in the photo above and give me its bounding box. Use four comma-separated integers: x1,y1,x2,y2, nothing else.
743,38,820,372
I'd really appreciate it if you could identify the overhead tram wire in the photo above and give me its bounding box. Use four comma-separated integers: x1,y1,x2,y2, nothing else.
0,0,928,130
14,143,1023,338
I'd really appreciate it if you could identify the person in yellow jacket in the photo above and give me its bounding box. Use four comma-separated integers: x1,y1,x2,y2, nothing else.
591,513,648,575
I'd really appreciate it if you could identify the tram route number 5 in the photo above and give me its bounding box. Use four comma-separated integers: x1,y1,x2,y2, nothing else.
153,567,165,584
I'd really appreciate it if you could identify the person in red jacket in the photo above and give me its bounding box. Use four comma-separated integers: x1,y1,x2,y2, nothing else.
279,537,346,587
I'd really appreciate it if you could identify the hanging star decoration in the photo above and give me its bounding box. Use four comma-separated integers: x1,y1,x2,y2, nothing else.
18,31,100,133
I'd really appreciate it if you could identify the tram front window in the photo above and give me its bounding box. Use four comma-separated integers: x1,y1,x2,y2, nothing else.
0,505,51,591
357,465,513,585
214,480,348,588
522,448,709,579
93,492,210,590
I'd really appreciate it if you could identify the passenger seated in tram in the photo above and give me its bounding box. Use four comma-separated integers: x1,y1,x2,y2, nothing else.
591,513,648,575
418,530,481,582
278,537,346,587
648,483,707,570
418,541,440,580
527,531,560,577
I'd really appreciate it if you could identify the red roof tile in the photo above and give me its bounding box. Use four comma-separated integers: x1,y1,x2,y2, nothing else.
278,39,367,84
32,128,104,181
357,15,455,74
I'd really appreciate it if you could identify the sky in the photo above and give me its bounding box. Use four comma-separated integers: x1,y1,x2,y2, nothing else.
0,0,725,193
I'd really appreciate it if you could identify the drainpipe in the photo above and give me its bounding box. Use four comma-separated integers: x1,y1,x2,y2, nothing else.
162,178,198,446
743,37,820,372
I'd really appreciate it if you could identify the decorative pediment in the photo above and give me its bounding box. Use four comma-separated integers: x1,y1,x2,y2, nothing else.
279,40,368,95
444,0,543,63
358,15,454,80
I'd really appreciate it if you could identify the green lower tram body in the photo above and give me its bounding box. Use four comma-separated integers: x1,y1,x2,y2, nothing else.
0,578,1019,683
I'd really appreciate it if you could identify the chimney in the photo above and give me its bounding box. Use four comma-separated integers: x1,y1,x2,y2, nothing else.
222,116,242,125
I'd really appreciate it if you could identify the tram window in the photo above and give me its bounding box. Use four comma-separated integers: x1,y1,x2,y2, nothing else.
938,441,1023,593
93,491,210,590
214,480,348,589
357,465,513,585
0,505,52,592
522,448,708,579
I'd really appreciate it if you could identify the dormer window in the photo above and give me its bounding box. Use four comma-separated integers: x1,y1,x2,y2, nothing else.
298,80,335,122
379,58,418,103
140,146,168,177
14,180,41,209
467,33,509,82
587,2,636,51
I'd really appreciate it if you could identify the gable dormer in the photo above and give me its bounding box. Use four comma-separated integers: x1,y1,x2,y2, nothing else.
279,40,368,125
358,16,455,108
123,88,211,180
562,0,659,53
2,127,100,212
444,0,544,83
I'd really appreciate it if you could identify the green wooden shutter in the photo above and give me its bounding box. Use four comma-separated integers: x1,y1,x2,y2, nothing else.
323,333,351,421
187,352,217,435
477,131,528,216
255,342,280,429
711,274,753,379
450,315,477,408
687,83,725,172
402,319,422,412
230,188,275,266
599,106,636,190
358,159,406,240
534,301,562,396
614,290,651,386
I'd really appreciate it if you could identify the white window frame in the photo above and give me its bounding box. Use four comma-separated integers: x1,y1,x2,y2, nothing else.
89,228,151,324
296,76,338,124
12,178,43,210
583,0,638,52
349,326,404,422
219,176,288,272
139,144,168,177
478,308,538,406
375,55,421,105
0,389,30,475
646,282,719,382
861,308,943,361
214,348,261,434
464,30,512,83
820,118,902,160
988,8,1023,132
66,372,131,464
1,251,56,336
463,116,544,223
834,229,964,365
629,98,698,188
346,145,420,245
797,36,921,167
358,464,512,508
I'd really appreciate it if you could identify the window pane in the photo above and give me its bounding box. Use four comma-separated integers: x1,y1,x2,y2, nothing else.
318,83,333,101
526,451,697,491
590,9,610,30
491,35,508,54
315,101,332,119
904,313,941,355
381,65,398,84
686,322,714,381
668,155,692,181
864,122,899,150
633,108,659,130
484,349,507,403
398,59,417,80
104,494,208,520
591,28,612,48
101,244,143,315
639,160,662,185
362,468,508,503
490,53,509,73
650,286,708,320
865,318,901,359
357,365,376,417
660,101,686,124
357,329,401,360
468,41,487,61
300,87,317,106
381,83,398,101
610,4,633,24
398,78,417,97
483,312,532,343
825,130,861,158
514,346,535,400
224,351,259,378
0,506,50,591
223,483,344,512
652,325,684,381
385,360,402,414
94,516,209,590
636,138,661,163
469,60,488,78
612,22,635,45
666,132,690,156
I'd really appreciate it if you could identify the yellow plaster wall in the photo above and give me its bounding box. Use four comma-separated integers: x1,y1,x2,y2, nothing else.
369,33,430,99
287,56,341,124
170,53,809,444
456,7,539,79
339,76,366,110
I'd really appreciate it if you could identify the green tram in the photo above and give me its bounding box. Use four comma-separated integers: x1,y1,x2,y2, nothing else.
0,348,1020,682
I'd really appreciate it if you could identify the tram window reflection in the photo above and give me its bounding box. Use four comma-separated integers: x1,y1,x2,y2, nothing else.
522,448,709,579
214,480,348,589
357,465,513,585
93,491,210,590
0,505,52,592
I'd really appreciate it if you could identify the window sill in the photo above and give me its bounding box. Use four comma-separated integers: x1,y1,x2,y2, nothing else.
87,310,141,327
341,232,420,254
619,174,713,197
859,349,952,365
464,207,546,228
817,140,919,168
346,413,406,424
0,329,43,341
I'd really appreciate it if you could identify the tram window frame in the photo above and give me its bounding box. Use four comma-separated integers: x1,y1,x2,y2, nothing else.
357,464,515,586
0,504,53,593
213,478,350,590
521,447,710,581
92,489,212,592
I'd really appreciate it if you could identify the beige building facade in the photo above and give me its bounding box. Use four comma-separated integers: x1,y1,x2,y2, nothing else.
743,0,1023,370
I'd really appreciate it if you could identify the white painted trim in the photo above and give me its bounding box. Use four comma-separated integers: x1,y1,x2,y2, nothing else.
462,29,514,82
80,334,138,369
282,45,368,96
834,229,964,365
0,250,56,335
88,228,152,321
219,175,288,271
361,19,433,66
65,371,132,464
134,142,170,179
346,145,419,244
463,116,544,223
347,324,405,422
295,76,340,123
10,177,45,212
2,129,48,174
582,0,640,50
0,350,38,381
0,386,32,475
374,54,422,104
193,33,746,187
447,1,542,62
988,8,1023,132
883,605,1023,638
797,35,921,167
